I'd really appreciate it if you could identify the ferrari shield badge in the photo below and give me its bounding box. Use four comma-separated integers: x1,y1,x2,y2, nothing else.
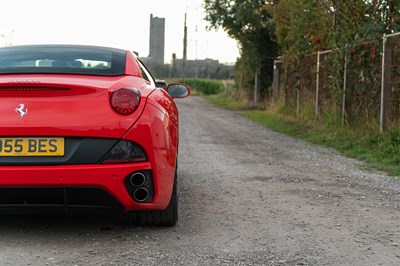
15,103,28,119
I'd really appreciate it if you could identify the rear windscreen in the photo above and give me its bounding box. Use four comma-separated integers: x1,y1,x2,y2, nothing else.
0,45,126,76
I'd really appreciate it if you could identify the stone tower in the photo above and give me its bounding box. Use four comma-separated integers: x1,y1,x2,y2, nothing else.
149,14,165,64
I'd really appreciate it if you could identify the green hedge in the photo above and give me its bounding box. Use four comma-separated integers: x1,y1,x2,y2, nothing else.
176,79,224,95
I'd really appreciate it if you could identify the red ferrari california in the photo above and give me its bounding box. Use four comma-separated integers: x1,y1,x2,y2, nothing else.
0,45,190,226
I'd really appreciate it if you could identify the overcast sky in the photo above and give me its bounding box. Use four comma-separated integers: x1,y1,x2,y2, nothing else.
0,0,239,63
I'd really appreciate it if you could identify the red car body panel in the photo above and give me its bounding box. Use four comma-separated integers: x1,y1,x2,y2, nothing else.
124,90,179,207
0,45,185,214
0,74,153,138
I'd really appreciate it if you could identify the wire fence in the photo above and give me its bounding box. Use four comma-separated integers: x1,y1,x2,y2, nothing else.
273,32,400,132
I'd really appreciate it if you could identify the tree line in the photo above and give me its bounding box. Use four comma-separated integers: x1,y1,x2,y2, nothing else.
204,0,400,104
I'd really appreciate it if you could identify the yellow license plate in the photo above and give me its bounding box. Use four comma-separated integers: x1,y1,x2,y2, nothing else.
0,138,64,156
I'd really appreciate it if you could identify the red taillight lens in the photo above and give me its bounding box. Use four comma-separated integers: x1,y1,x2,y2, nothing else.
111,88,140,115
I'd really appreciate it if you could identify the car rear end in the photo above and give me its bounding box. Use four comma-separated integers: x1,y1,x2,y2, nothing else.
0,45,179,225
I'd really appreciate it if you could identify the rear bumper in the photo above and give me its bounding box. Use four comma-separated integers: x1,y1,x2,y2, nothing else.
0,162,168,212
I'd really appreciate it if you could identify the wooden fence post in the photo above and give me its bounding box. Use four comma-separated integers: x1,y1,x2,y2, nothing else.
254,68,260,105
342,55,348,126
273,60,281,102
315,51,321,120
380,34,393,133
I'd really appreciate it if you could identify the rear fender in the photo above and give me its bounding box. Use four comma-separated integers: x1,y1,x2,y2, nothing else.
122,91,178,209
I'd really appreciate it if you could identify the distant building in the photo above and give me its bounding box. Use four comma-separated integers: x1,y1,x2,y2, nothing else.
140,14,234,80
149,14,165,64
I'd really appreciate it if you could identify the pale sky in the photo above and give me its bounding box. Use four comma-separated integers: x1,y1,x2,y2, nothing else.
0,0,240,64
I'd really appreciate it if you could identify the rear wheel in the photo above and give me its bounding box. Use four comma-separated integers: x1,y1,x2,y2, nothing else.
134,173,178,227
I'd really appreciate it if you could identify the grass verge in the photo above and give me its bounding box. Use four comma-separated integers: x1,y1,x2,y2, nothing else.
206,93,400,177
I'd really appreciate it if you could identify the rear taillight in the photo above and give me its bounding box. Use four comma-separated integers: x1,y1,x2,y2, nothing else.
111,88,140,115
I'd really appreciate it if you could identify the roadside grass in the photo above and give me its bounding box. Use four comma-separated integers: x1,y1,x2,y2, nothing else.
206,93,400,177
207,93,246,110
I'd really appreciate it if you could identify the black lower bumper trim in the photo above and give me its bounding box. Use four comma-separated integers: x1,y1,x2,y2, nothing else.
0,187,124,214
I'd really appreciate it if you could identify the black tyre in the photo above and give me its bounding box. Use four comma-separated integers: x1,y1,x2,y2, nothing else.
134,173,178,227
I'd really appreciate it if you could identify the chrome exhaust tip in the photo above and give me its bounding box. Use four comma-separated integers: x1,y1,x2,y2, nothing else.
130,172,147,187
133,188,149,202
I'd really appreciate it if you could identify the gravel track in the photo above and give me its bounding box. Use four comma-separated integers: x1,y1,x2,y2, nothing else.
1,96,400,265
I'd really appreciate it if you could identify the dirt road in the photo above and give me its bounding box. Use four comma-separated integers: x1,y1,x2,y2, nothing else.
1,96,400,265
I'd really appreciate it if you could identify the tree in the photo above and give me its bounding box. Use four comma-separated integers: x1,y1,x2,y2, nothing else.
273,0,332,58
204,0,278,101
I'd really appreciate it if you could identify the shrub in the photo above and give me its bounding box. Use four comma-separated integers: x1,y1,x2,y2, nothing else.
176,79,224,95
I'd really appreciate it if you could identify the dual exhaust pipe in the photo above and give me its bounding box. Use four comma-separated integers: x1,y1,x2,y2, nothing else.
130,172,149,202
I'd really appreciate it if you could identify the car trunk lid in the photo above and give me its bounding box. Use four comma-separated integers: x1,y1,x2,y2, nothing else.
0,74,153,138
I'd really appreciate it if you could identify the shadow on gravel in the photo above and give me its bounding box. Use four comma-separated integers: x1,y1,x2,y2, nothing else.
0,214,169,236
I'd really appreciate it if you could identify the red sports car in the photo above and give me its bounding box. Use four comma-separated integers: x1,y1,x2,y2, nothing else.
0,45,190,226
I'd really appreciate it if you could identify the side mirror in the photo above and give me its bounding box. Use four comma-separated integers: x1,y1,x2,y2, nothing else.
166,83,190,99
